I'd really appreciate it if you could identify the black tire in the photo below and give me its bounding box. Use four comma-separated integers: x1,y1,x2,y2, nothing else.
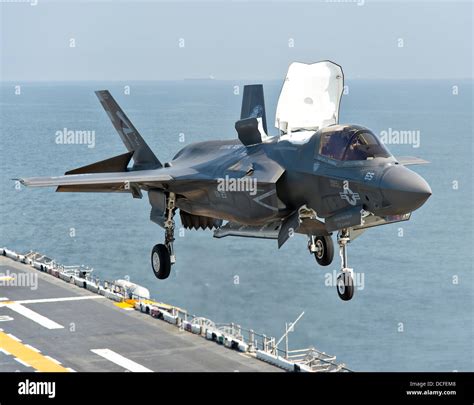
336,272,354,301
314,236,334,266
151,244,171,280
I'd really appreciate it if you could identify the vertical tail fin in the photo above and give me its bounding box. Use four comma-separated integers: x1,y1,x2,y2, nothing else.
240,84,268,135
95,90,162,170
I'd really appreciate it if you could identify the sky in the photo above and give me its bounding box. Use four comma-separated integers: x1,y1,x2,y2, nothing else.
0,0,472,81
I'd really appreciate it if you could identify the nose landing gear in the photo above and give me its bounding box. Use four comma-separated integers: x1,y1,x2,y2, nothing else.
336,229,354,301
151,192,176,280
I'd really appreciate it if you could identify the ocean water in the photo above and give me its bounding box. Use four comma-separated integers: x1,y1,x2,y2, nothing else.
0,80,472,371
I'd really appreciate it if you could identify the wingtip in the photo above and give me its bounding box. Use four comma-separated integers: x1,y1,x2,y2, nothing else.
12,178,27,186
396,156,431,166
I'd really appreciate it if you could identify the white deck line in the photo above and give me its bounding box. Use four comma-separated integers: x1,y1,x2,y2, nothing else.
44,355,62,365
14,357,32,368
24,344,41,353
7,333,22,342
91,349,153,372
5,303,64,330
11,295,105,305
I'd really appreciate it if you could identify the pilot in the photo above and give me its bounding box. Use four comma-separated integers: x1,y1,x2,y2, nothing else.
322,134,347,160
344,135,367,161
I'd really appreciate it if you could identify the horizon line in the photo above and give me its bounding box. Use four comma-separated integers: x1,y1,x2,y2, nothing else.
1,77,473,83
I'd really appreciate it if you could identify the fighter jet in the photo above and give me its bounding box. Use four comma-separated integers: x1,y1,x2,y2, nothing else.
18,61,431,300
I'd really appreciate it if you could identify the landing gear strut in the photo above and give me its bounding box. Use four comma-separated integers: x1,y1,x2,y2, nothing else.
151,192,176,280
336,229,354,301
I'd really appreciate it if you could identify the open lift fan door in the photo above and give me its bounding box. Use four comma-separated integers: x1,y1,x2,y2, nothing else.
275,61,344,132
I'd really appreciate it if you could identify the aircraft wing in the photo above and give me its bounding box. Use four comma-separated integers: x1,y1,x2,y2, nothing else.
17,171,172,189
396,156,430,166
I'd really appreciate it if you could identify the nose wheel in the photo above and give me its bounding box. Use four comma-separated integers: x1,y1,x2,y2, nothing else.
337,270,354,301
336,229,354,301
151,192,176,280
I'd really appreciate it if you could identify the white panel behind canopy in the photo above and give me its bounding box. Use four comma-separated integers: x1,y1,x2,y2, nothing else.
275,61,344,132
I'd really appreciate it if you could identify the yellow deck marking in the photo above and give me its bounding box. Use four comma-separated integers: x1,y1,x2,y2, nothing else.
140,299,176,310
0,276,14,282
114,301,135,309
144,299,181,311
0,331,69,372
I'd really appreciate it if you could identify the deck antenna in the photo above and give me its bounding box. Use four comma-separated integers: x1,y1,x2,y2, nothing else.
275,311,305,358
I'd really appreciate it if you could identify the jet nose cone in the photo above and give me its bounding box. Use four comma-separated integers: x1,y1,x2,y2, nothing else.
380,165,431,214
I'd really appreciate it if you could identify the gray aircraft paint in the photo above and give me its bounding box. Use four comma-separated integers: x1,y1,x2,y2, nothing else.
18,61,431,265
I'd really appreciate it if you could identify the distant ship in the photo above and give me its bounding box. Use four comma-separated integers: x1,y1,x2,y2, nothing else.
183,75,216,81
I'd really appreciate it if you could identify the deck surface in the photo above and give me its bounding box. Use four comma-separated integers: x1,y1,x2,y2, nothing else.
0,256,279,372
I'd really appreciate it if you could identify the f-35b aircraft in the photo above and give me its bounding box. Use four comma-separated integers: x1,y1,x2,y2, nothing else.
19,61,431,300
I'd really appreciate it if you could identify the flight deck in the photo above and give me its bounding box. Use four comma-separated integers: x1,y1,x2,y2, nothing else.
0,248,349,373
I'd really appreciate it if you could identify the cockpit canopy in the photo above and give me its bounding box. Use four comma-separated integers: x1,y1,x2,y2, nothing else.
319,125,392,161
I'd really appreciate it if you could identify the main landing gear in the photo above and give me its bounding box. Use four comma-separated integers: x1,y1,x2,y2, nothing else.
308,235,334,266
151,192,176,280
336,229,354,301
308,229,355,301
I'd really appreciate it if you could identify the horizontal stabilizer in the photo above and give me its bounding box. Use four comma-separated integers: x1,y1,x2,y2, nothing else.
65,152,133,175
396,156,430,166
